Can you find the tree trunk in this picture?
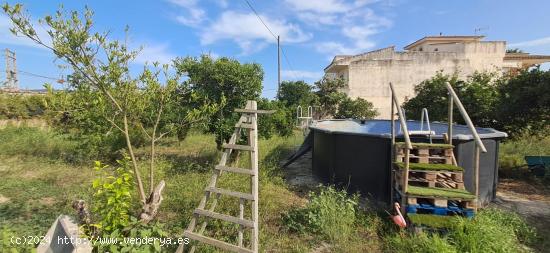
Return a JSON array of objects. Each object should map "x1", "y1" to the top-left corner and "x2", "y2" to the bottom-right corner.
[
  {"x1": 123, "y1": 115, "x2": 147, "y2": 204},
  {"x1": 149, "y1": 138, "x2": 155, "y2": 195},
  {"x1": 140, "y1": 180, "x2": 165, "y2": 224}
]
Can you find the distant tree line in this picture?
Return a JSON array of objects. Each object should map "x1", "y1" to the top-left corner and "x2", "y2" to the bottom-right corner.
[
  {"x1": 0, "y1": 93, "x2": 47, "y2": 119},
  {"x1": 403, "y1": 68, "x2": 550, "y2": 138}
]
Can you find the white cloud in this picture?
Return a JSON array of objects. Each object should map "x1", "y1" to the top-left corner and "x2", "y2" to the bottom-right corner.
[
  {"x1": 0, "y1": 15, "x2": 51, "y2": 49},
  {"x1": 281, "y1": 70, "x2": 324, "y2": 80},
  {"x1": 175, "y1": 9, "x2": 206, "y2": 27},
  {"x1": 315, "y1": 41, "x2": 374, "y2": 56},
  {"x1": 200, "y1": 11, "x2": 311, "y2": 54},
  {"x1": 342, "y1": 25, "x2": 378, "y2": 40},
  {"x1": 134, "y1": 42, "x2": 177, "y2": 65},
  {"x1": 297, "y1": 12, "x2": 339, "y2": 26},
  {"x1": 509, "y1": 36, "x2": 550, "y2": 48},
  {"x1": 284, "y1": 0, "x2": 350, "y2": 13},
  {"x1": 314, "y1": 7, "x2": 392, "y2": 56},
  {"x1": 215, "y1": 0, "x2": 229, "y2": 8},
  {"x1": 166, "y1": 0, "x2": 393, "y2": 57},
  {"x1": 168, "y1": 0, "x2": 206, "y2": 27},
  {"x1": 283, "y1": 0, "x2": 376, "y2": 14},
  {"x1": 0, "y1": 15, "x2": 176, "y2": 66}
]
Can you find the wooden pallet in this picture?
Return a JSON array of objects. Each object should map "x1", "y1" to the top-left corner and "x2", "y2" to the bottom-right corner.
[
  {"x1": 394, "y1": 186, "x2": 475, "y2": 208},
  {"x1": 395, "y1": 170, "x2": 465, "y2": 189},
  {"x1": 395, "y1": 146, "x2": 453, "y2": 164},
  {"x1": 406, "y1": 196, "x2": 475, "y2": 209},
  {"x1": 177, "y1": 101, "x2": 272, "y2": 253}
]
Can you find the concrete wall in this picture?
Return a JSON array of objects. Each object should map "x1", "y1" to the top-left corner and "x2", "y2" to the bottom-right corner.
[{"x1": 337, "y1": 41, "x2": 506, "y2": 119}]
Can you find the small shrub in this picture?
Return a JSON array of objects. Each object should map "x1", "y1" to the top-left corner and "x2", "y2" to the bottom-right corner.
[
  {"x1": 257, "y1": 98, "x2": 294, "y2": 138},
  {"x1": 91, "y1": 159, "x2": 134, "y2": 234},
  {"x1": 1, "y1": 227, "x2": 36, "y2": 252},
  {"x1": 334, "y1": 97, "x2": 378, "y2": 119},
  {"x1": 450, "y1": 208, "x2": 536, "y2": 252},
  {"x1": 94, "y1": 218, "x2": 169, "y2": 253},
  {"x1": 283, "y1": 186, "x2": 358, "y2": 241}
]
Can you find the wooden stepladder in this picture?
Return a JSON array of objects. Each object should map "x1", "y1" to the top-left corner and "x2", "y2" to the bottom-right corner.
[{"x1": 177, "y1": 100, "x2": 274, "y2": 253}]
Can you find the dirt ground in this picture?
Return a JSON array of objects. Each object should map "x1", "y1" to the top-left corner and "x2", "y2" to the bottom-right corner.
[
  {"x1": 281, "y1": 151, "x2": 321, "y2": 194},
  {"x1": 493, "y1": 179, "x2": 550, "y2": 243}
]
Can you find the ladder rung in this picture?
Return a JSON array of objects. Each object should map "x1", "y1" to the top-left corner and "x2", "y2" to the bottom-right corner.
[
  {"x1": 235, "y1": 109, "x2": 275, "y2": 114},
  {"x1": 215, "y1": 165, "x2": 254, "y2": 175},
  {"x1": 183, "y1": 231, "x2": 253, "y2": 253},
  {"x1": 194, "y1": 209, "x2": 255, "y2": 228},
  {"x1": 205, "y1": 187, "x2": 254, "y2": 200},
  {"x1": 235, "y1": 123, "x2": 254, "y2": 129},
  {"x1": 222, "y1": 144, "x2": 254, "y2": 151}
]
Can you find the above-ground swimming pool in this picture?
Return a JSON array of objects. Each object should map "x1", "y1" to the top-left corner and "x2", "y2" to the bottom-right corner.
[{"x1": 309, "y1": 119, "x2": 507, "y2": 205}]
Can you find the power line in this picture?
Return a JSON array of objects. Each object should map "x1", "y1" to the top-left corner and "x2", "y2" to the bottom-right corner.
[
  {"x1": 243, "y1": 0, "x2": 277, "y2": 40},
  {"x1": 280, "y1": 47, "x2": 298, "y2": 79},
  {"x1": 18, "y1": 70, "x2": 61, "y2": 81},
  {"x1": 242, "y1": 0, "x2": 300, "y2": 82}
]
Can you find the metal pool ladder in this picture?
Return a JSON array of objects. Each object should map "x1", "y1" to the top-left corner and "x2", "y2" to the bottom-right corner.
[{"x1": 419, "y1": 108, "x2": 433, "y2": 143}]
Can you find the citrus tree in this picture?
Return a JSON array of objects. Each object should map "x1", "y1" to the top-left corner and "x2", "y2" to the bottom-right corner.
[
  {"x1": 3, "y1": 4, "x2": 219, "y2": 222},
  {"x1": 173, "y1": 55, "x2": 263, "y2": 146},
  {"x1": 403, "y1": 71, "x2": 499, "y2": 128}
]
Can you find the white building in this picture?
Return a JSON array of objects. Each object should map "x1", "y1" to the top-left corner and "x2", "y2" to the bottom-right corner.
[{"x1": 324, "y1": 35, "x2": 550, "y2": 118}]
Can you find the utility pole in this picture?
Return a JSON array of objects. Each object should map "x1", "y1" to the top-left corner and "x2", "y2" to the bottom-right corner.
[
  {"x1": 4, "y1": 49, "x2": 18, "y2": 91},
  {"x1": 277, "y1": 35, "x2": 281, "y2": 98}
]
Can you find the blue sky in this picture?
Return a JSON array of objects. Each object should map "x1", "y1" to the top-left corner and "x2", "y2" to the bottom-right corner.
[{"x1": 1, "y1": 0, "x2": 550, "y2": 98}]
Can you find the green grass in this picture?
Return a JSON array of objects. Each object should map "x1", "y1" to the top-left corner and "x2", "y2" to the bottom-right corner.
[
  {"x1": 386, "y1": 208, "x2": 538, "y2": 253},
  {"x1": 0, "y1": 126, "x2": 542, "y2": 252},
  {"x1": 408, "y1": 214, "x2": 458, "y2": 229},
  {"x1": 396, "y1": 142, "x2": 454, "y2": 149},
  {"x1": 0, "y1": 126, "x2": 77, "y2": 161},
  {"x1": 449, "y1": 208, "x2": 537, "y2": 252},
  {"x1": 0, "y1": 128, "x2": 325, "y2": 252},
  {"x1": 395, "y1": 162, "x2": 464, "y2": 171},
  {"x1": 386, "y1": 231, "x2": 456, "y2": 253},
  {"x1": 500, "y1": 133, "x2": 550, "y2": 169},
  {"x1": 282, "y1": 186, "x2": 358, "y2": 241},
  {"x1": 499, "y1": 133, "x2": 550, "y2": 184},
  {"x1": 406, "y1": 186, "x2": 475, "y2": 199}
]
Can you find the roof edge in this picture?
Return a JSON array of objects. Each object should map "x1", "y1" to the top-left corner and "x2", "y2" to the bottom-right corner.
[{"x1": 404, "y1": 35, "x2": 486, "y2": 50}]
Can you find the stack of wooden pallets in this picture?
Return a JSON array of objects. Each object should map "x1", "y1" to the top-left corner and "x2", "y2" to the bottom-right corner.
[{"x1": 393, "y1": 142, "x2": 476, "y2": 228}]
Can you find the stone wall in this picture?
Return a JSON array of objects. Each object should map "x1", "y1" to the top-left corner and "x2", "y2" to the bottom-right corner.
[{"x1": 340, "y1": 41, "x2": 506, "y2": 119}]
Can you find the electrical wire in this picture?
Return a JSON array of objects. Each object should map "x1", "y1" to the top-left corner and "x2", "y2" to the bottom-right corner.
[
  {"x1": 243, "y1": 0, "x2": 277, "y2": 40},
  {"x1": 18, "y1": 70, "x2": 61, "y2": 81},
  {"x1": 280, "y1": 47, "x2": 299, "y2": 80},
  {"x1": 242, "y1": 0, "x2": 300, "y2": 81}
]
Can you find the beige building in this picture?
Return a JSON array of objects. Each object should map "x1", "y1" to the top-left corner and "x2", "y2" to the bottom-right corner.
[{"x1": 324, "y1": 35, "x2": 550, "y2": 119}]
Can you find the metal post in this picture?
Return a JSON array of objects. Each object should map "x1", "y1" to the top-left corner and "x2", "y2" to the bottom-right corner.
[
  {"x1": 448, "y1": 94, "x2": 453, "y2": 146},
  {"x1": 277, "y1": 36, "x2": 281, "y2": 97},
  {"x1": 4, "y1": 49, "x2": 18, "y2": 90},
  {"x1": 390, "y1": 96, "x2": 395, "y2": 204},
  {"x1": 249, "y1": 101, "x2": 259, "y2": 252},
  {"x1": 4, "y1": 49, "x2": 7, "y2": 87},
  {"x1": 391, "y1": 98, "x2": 395, "y2": 147},
  {"x1": 474, "y1": 145, "x2": 480, "y2": 211}
]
